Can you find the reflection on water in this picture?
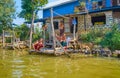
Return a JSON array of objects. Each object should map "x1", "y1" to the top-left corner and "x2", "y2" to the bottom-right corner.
[{"x1": 0, "y1": 49, "x2": 120, "y2": 78}]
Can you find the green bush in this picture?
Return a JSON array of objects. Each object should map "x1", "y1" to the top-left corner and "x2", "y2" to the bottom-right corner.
[
  {"x1": 100, "y1": 23, "x2": 120, "y2": 51},
  {"x1": 94, "y1": 37, "x2": 102, "y2": 44},
  {"x1": 80, "y1": 29, "x2": 104, "y2": 44},
  {"x1": 80, "y1": 33, "x2": 88, "y2": 42},
  {"x1": 80, "y1": 23, "x2": 120, "y2": 51}
]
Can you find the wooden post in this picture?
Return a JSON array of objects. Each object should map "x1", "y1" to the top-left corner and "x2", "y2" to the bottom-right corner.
[
  {"x1": 2, "y1": 30, "x2": 5, "y2": 47},
  {"x1": 84, "y1": 14, "x2": 86, "y2": 31},
  {"x1": 50, "y1": 8, "x2": 56, "y2": 54},
  {"x1": 11, "y1": 34, "x2": 12, "y2": 44},
  {"x1": 11, "y1": 31, "x2": 13, "y2": 45},
  {"x1": 73, "y1": 17, "x2": 77, "y2": 49},
  {"x1": 43, "y1": 29, "x2": 45, "y2": 49},
  {"x1": 13, "y1": 31, "x2": 16, "y2": 43},
  {"x1": 55, "y1": 37, "x2": 70, "y2": 56},
  {"x1": 73, "y1": 17, "x2": 76, "y2": 40}
]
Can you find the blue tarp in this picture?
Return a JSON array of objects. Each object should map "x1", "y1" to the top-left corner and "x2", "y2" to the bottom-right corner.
[{"x1": 43, "y1": 1, "x2": 79, "y2": 18}]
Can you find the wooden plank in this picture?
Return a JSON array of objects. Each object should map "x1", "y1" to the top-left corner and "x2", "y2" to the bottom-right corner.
[{"x1": 29, "y1": 48, "x2": 65, "y2": 55}]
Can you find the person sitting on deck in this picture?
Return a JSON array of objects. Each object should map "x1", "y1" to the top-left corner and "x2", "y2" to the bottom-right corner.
[
  {"x1": 66, "y1": 37, "x2": 71, "y2": 47},
  {"x1": 59, "y1": 21, "x2": 64, "y2": 36},
  {"x1": 56, "y1": 34, "x2": 61, "y2": 41},
  {"x1": 33, "y1": 38, "x2": 44, "y2": 51},
  {"x1": 60, "y1": 34, "x2": 67, "y2": 47}
]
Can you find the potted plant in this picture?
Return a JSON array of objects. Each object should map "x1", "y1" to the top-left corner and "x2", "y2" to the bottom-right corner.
[
  {"x1": 74, "y1": 6, "x2": 80, "y2": 13},
  {"x1": 80, "y1": 2, "x2": 86, "y2": 12}
]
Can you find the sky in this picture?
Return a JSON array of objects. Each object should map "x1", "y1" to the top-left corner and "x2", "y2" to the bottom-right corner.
[{"x1": 13, "y1": 0, "x2": 56, "y2": 25}]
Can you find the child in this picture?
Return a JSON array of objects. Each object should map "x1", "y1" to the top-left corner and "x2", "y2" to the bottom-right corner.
[
  {"x1": 60, "y1": 34, "x2": 67, "y2": 47},
  {"x1": 33, "y1": 38, "x2": 44, "y2": 51},
  {"x1": 33, "y1": 40, "x2": 39, "y2": 51}
]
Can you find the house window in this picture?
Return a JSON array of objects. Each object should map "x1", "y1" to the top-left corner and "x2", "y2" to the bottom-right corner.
[
  {"x1": 91, "y1": 15, "x2": 106, "y2": 25},
  {"x1": 70, "y1": 17, "x2": 78, "y2": 33},
  {"x1": 64, "y1": 19, "x2": 70, "y2": 33},
  {"x1": 53, "y1": 21, "x2": 59, "y2": 29}
]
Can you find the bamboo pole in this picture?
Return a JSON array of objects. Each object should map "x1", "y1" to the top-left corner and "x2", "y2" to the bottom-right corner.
[
  {"x1": 55, "y1": 37, "x2": 70, "y2": 57},
  {"x1": 50, "y1": 8, "x2": 56, "y2": 54}
]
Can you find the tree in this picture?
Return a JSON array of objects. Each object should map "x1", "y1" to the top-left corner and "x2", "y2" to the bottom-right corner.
[
  {"x1": 19, "y1": 0, "x2": 48, "y2": 49},
  {"x1": 101, "y1": 23, "x2": 120, "y2": 51},
  {"x1": 14, "y1": 24, "x2": 30, "y2": 41},
  {"x1": 0, "y1": 0, "x2": 15, "y2": 35}
]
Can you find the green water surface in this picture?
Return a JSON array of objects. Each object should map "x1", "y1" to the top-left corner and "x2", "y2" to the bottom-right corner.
[{"x1": 0, "y1": 49, "x2": 120, "y2": 78}]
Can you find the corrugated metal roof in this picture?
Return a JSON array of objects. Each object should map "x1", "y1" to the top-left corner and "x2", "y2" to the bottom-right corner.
[{"x1": 43, "y1": 0, "x2": 77, "y2": 9}]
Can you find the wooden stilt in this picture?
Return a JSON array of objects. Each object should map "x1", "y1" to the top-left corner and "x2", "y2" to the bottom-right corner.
[
  {"x1": 55, "y1": 37, "x2": 70, "y2": 57},
  {"x1": 2, "y1": 30, "x2": 5, "y2": 48},
  {"x1": 50, "y1": 8, "x2": 56, "y2": 55}
]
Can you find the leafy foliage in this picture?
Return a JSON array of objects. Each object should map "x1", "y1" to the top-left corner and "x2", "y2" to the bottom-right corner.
[
  {"x1": 0, "y1": 0, "x2": 15, "y2": 34},
  {"x1": 14, "y1": 24, "x2": 44, "y2": 42},
  {"x1": 32, "y1": 27, "x2": 42, "y2": 42},
  {"x1": 19, "y1": 0, "x2": 48, "y2": 49},
  {"x1": 14, "y1": 24, "x2": 30, "y2": 41},
  {"x1": 100, "y1": 24, "x2": 120, "y2": 50},
  {"x1": 80, "y1": 29, "x2": 105, "y2": 44},
  {"x1": 19, "y1": 0, "x2": 48, "y2": 20}
]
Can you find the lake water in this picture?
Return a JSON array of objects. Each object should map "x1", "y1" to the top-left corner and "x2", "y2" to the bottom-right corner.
[{"x1": 0, "y1": 49, "x2": 120, "y2": 78}]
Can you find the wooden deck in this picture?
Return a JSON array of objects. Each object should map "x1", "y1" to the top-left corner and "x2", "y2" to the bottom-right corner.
[
  {"x1": 29, "y1": 47, "x2": 81, "y2": 57},
  {"x1": 29, "y1": 48, "x2": 66, "y2": 56}
]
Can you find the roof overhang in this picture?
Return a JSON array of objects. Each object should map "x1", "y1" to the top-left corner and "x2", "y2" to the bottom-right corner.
[
  {"x1": 24, "y1": 19, "x2": 46, "y2": 24},
  {"x1": 43, "y1": 0, "x2": 77, "y2": 9}
]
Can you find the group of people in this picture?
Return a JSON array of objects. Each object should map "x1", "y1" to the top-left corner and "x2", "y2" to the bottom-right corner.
[
  {"x1": 33, "y1": 33, "x2": 68, "y2": 51},
  {"x1": 33, "y1": 21, "x2": 71, "y2": 51},
  {"x1": 56, "y1": 33, "x2": 72, "y2": 49},
  {"x1": 56, "y1": 33, "x2": 67, "y2": 47}
]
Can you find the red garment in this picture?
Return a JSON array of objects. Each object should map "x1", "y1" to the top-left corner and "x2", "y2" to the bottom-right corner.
[
  {"x1": 33, "y1": 41, "x2": 43, "y2": 51},
  {"x1": 34, "y1": 43, "x2": 39, "y2": 50},
  {"x1": 37, "y1": 43, "x2": 43, "y2": 50}
]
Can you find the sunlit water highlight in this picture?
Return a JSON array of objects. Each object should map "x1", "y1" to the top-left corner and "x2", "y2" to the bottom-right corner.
[{"x1": 0, "y1": 49, "x2": 120, "y2": 78}]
